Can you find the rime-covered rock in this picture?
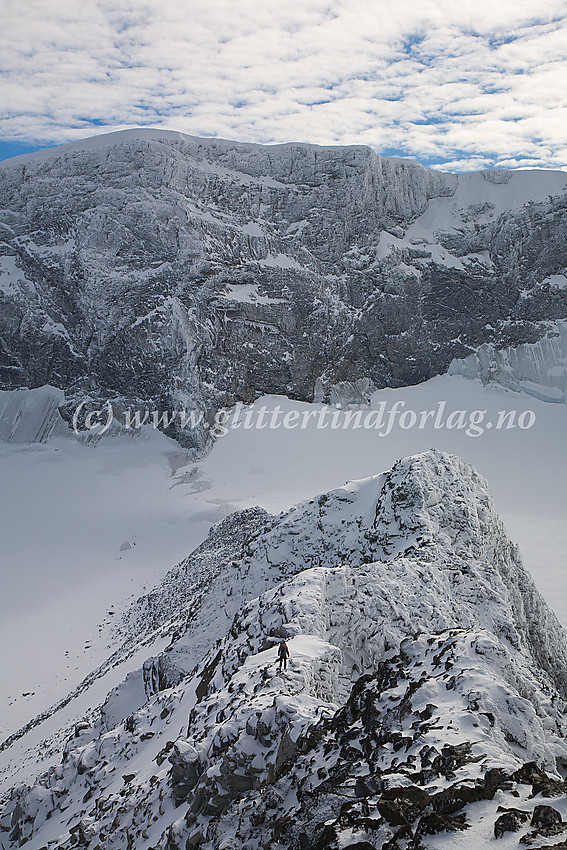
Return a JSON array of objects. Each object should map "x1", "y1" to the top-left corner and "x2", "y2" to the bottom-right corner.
[
  {"x1": 1, "y1": 449, "x2": 567, "y2": 849},
  {"x1": 1, "y1": 131, "x2": 566, "y2": 446}
]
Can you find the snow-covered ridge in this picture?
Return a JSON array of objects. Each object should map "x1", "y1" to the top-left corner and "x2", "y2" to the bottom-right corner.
[
  {"x1": 1, "y1": 128, "x2": 566, "y2": 189},
  {"x1": 0, "y1": 128, "x2": 385, "y2": 169},
  {"x1": 2, "y1": 449, "x2": 567, "y2": 849},
  {"x1": 102, "y1": 448, "x2": 567, "y2": 707},
  {"x1": 0, "y1": 129, "x2": 194, "y2": 168}
]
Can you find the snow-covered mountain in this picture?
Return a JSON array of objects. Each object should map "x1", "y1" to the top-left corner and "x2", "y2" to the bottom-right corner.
[
  {"x1": 1, "y1": 131, "x2": 566, "y2": 848},
  {"x1": 2, "y1": 449, "x2": 567, "y2": 849},
  {"x1": 1, "y1": 130, "x2": 566, "y2": 445}
]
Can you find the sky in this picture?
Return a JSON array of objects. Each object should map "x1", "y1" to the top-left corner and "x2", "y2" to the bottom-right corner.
[{"x1": 0, "y1": 0, "x2": 566, "y2": 171}]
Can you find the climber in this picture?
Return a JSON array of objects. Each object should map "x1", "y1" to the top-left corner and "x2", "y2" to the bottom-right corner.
[{"x1": 277, "y1": 640, "x2": 290, "y2": 672}]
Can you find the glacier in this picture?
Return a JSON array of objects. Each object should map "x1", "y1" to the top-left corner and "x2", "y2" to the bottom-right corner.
[{"x1": 449, "y1": 320, "x2": 567, "y2": 403}]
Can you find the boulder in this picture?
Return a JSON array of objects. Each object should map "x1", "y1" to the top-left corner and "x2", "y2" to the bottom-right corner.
[
  {"x1": 494, "y1": 808, "x2": 531, "y2": 838},
  {"x1": 531, "y1": 804, "x2": 563, "y2": 829}
]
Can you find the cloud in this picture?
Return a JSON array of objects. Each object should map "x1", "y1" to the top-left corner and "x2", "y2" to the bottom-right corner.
[{"x1": 1, "y1": 0, "x2": 566, "y2": 170}]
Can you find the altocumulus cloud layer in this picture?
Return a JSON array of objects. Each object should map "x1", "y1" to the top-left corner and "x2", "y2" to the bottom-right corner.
[{"x1": 1, "y1": 0, "x2": 566, "y2": 170}]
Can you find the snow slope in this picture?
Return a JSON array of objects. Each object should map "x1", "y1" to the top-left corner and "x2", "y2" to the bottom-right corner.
[{"x1": 0, "y1": 421, "x2": 213, "y2": 742}]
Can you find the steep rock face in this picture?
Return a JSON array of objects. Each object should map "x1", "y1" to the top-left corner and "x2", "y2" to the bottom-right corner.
[
  {"x1": 0, "y1": 131, "x2": 566, "y2": 445},
  {"x1": 2, "y1": 450, "x2": 567, "y2": 849}
]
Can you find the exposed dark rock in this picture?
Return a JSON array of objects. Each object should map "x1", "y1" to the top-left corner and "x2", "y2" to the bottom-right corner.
[
  {"x1": 275, "y1": 730, "x2": 297, "y2": 775},
  {"x1": 377, "y1": 798, "x2": 411, "y2": 826},
  {"x1": 155, "y1": 740, "x2": 174, "y2": 766},
  {"x1": 431, "y1": 781, "x2": 495, "y2": 814},
  {"x1": 312, "y1": 823, "x2": 338, "y2": 850},
  {"x1": 417, "y1": 810, "x2": 469, "y2": 834},
  {"x1": 354, "y1": 778, "x2": 373, "y2": 798},
  {"x1": 168, "y1": 742, "x2": 203, "y2": 803},
  {"x1": 186, "y1": 829, "x2": 205, "y2": 847},
  {"x1": 531, "y1": 804, "x2": 563, "y2": 829},
  {"x1": 513, "y1": 762, "x2": 567, "y2": 798},
  {"x1": 381, "y1": 786, "x2": 432, "y2": 810},
  {"x1": 494, "y1": 807, "x2": 531, "y2": 838},
  {"x1": 483, "y1": 767, "x2": 513, "y2": 791},
  {"x1": 194, "y1": 649, "x2": 223, "y2": 702}
]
